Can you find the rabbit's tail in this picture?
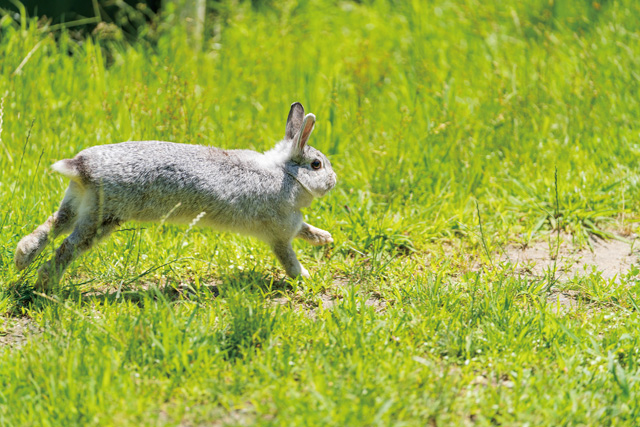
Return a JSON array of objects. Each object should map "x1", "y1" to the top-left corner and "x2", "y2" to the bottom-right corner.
[{"x1": 51, "y1": 158, "x2": 84, "y2": 184}]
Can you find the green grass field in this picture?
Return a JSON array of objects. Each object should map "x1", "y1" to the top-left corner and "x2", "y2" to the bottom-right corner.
[{"x1": 2, "y1": 0, "x2": 640, "y2": 424}]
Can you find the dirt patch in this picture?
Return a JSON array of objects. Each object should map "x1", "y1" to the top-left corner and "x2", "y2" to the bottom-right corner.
[
  {"x1": 545, "y1": 289, "x2": 589, "y2": 315},
  {"x1": 504, "y1": 234, "x2": 639, "y2": 282},
  {"x1": 316, "y1": 290, "x2": 387, "y2": 311},
  {"x1": 0, "y1": 317, "x2": 37, "y2": 349},
  {"x1": 503, "y1": 234, "x2": 640, "y2": 312}
]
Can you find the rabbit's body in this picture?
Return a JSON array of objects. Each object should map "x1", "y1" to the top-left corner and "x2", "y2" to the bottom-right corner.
[
  {"x1": 55, "y1": 141, "x2": 313, "y2": 236},
  {"x1": 15, "y1": 103, "x2": 336, "y2": 289}
]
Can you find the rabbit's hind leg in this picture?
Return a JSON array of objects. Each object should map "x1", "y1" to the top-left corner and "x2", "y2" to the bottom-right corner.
[
  {"x1": 296, "y1": 222, "x2": 333, "y2": 246},
  {"x1": 36, "y1": 206, "x2": 122, "y2": 290},
  {"x1": 270, "y1": 240, "x2": 309, "y2": 279},
  {"x1": 14, "y1": 182, "x2": 82, "y2": 271}
]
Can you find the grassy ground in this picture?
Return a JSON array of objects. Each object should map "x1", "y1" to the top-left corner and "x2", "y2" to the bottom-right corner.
[{"x1": 2, "y1": 0, "x2": 640, "y2": 425}]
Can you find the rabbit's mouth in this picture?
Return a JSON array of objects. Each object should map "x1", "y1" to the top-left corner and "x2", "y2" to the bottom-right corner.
[
  {"x1": 330, "y1": 172, "x2": 337, "y2": 188},
  {"x1": 318, "y1": 172, "x2": 338, "y2": 195},
  {"x1": 286, "y1": 170, "x2": 334, "y2": 199},
  {"x1": 321, "y1": 172, "x2": 337, "y2": 194},
  {"x1": 314, "y1": 177, "x2": 337, "y2": 198}
]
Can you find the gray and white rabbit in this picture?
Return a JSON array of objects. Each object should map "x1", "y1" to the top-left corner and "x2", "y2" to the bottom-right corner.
[{"x1": 14, "y1": 102, "x2": 337, "y2": 289}]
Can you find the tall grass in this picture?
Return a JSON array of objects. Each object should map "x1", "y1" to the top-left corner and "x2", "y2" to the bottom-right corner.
[{"x1": 1, "y1": 0, "x2": 640, "y2": 424}]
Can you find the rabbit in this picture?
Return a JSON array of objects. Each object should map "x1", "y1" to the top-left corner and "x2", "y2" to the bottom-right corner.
[{"x1": 14, "y1": 102, "x2": 337, "y2": 290}]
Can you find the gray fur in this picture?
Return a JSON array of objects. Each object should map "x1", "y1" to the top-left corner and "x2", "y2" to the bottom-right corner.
[
  {"x1": 285, "y1": 102, "x2": 304, "y2": 140},
  {"x1": 14, "y1": 102, "x2": 337, "y2": 290}
]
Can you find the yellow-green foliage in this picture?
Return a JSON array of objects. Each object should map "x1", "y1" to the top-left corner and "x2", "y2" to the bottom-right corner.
[{"x1": 1, "y1": 0, "x2": 640, "y2": 425}]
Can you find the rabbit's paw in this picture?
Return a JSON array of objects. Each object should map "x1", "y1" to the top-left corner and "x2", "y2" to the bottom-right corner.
[
  {"x1": 35, "y1": 262, "x2": 59, "y2": 291},
  {"x1": 15, "y1": 235, "x2": 39, "y2": 271},
  {"x1": 310, "y1": 228, "x2": 333, "y2": 246},
  {"x1": 298, "y1": 224, "x2": 333, "y2": 246},
  {"x1": 300, "y1": 267, "x2": 310, "y2": 279}
]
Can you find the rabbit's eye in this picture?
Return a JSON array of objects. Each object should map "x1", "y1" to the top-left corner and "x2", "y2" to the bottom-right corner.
[{"x1": 311, "y1": 159, "x2": 322, "y2": 170}]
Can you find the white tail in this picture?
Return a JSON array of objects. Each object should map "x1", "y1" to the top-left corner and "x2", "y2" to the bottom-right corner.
[{"x1": 51, "y1": 159, "x2": 81, "y2": 183}]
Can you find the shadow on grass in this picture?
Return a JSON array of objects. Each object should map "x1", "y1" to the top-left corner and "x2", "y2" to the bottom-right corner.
[
  {"x1": 75, "y1": 269, "x2": 294, "y2": 305},
  {"x1": 4, "y1": 268, "x2": 296, "y2": 315}
]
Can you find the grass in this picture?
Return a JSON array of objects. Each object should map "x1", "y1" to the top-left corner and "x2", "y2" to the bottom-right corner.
[{"x1": 2, "y1": 0, "x2": 640, "y2": 424}]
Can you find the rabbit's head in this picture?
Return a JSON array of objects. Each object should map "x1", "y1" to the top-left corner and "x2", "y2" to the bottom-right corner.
[{"x1": 282, "y1": 102, "x2": 337, "y2": 198}]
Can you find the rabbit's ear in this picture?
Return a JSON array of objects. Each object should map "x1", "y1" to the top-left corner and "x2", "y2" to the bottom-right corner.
[
  {"x1": 285, "y1": 102, "x2": 305, "y2": 140},
  {"x1": 293, "y1": 113, "x2": 316, "y2": 155}
]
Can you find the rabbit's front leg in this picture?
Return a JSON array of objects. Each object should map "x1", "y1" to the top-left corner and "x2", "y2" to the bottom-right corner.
[
  {"x1": 270, "y1": 240, "x2": 310, "y2": 278},
  {"x1": 296, "y1": 222, "x2": 333, "y2": 246}
]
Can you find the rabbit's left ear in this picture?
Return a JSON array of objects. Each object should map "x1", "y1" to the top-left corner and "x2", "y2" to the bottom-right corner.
[
  {"x1": 285, "y1": 102, "x2": 305, "y2": 140},
  {"x1": 292, "y1": 113, "x2": 316, "y2": 156}
]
